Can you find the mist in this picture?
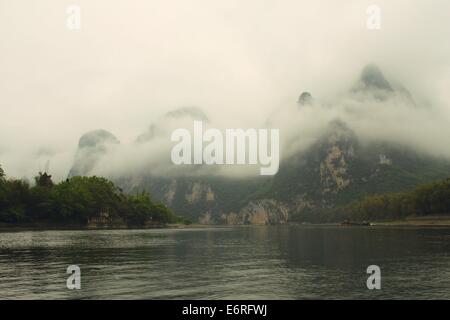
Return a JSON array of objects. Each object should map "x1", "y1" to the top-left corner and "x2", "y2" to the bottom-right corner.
[{"x1": 1, "y1": 0, "x2": 450, "y2": 181}]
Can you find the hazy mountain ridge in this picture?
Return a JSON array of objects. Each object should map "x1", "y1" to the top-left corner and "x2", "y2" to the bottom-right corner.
[{"x1": 68, "y1": 65, "x2": 450, "y2": 224}]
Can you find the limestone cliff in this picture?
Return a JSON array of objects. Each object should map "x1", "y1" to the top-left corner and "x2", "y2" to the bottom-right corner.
[{"x1": 219, "y1": 200, "x2": 289, "y2": 225}]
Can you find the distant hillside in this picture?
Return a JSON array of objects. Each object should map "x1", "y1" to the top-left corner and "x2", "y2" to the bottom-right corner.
[
  {"x1": 299, "y1": 177, "x2": 450, "y2": 223},
  {"x1": 68, "y1": 65, "x2": 450, "y2": 224}
]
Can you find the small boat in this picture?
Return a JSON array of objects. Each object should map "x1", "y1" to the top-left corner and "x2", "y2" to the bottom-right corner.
[{"x1": 341, "y1": 220, "x2": 371, "y2": 226}]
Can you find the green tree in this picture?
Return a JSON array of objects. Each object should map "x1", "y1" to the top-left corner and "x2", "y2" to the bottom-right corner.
[
  {"x1": 0, "y1": 166, "x2": 181, "y2": 227},
  {"x1": 0, "y1": 165, "x2": 5, "y2": 182},
  {"x1": 52, "y1": 176, "x2": 122, "y2": 223},
  {"x1": 0, "y1": 164, "x2": 7, "y2": 214},
  {"x1": 0, "y1": 179, "x2": 30, "y2": 223},
  {"x1": 35, "y1": 172, "x2": 54, "y2": 188}
]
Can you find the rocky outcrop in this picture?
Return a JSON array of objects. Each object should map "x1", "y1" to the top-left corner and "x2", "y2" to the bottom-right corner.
[
  {"x1": 379, "y1": 154, "x2": 392, "y2": 166},
  {"x1": 318, "y1": 120, "x2": 356, "y2": 194},
  {"x1": 221, "y1": 199, "x2": 289, "y2": 225},
  {"x1": 198, "y1": 212, "x2": 213, "y2": 224},
  {"x1": 164, "y1": 180, "x2": 177, "y2": 205},
  {"x1": 185, "y1": 182, "x2": 215, "y2": 204}
]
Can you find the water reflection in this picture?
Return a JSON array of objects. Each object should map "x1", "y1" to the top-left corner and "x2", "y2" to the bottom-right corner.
[{"x1": 0, "y1": 226, "x2": 449, "y2": 299}]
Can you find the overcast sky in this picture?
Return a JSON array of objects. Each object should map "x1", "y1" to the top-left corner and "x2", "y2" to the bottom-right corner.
[{"x1": 1, "y1": 0, "x2": 450, "y2": 180}]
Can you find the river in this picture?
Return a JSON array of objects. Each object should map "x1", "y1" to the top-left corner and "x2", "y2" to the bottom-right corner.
[{"x1": 0, "y1": 225, "x2": 449, "y2": 299}]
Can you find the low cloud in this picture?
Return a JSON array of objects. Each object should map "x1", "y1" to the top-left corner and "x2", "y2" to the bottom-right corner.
[{"x1": 1, "y1": 1, "x2": 450, "y2": 181}]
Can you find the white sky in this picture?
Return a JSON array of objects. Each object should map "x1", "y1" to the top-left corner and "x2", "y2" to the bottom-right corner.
[{"x1": 1, "y1": 0, "x2": 450, "y2": 180}]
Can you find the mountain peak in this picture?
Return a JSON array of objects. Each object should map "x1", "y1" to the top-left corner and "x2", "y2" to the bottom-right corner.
[
  {"x1": 164, "y1": 107, "x2": 209, "y2": 122},
  {"x1": 135, "y1": 107, "x2": 209, "y2": 144},
  {"x1": 68, "y1": 129, "x2": 119, "y2": 177},
  {"x1": 78, "y1": 129, "x2": 119, "y2": 148},
  {"x1": 359, "y1": 64, "x2": 393, "y2": 91},
  {"x1": 298, "y1": 92, "x2": 314, "y2": 107}
]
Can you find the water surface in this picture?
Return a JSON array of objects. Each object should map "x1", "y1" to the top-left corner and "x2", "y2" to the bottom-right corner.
[{"x1": 0, "y1": 226, "x2": 449, "y2": 299}]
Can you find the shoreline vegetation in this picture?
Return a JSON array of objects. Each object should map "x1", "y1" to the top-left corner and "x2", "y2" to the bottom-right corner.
[
  {"x1": 0, "y1": 165, "x2": 190, "y2": 230},
  {"x1": 1, "y1": 164, "x2": 450, "y2": 231},
  {"x1": 2, "y1": 218, "x2": 450, "y2": 233},
  {"x1": 373, "y1": 215, "x2": 450, "y2": 227},
  {"x1": 0, "y1": 223, "x2": 208, "y2": 232},
  {"x1": 290, "y1": 178, "x2": 450, "y2": 224}
]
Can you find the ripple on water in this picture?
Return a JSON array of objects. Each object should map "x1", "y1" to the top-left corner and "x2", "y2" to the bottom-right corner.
[{"x1": 0, "y1": 226, "x2": 450, "y2": 299}]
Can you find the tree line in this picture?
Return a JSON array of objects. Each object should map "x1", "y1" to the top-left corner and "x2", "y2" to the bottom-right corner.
[
  {"x1": 291, "y1": 177, "x2": 450, "y2": 223},
  {"x1": 340, "y1": 178, "x2": 450, "y2": 222},
  {"x1": 0, "y1": 164, "x2": 184, "y2": 227}
]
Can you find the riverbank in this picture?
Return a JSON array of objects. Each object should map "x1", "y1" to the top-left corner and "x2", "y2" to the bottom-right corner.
[
  {"x1": 372, "y1": 215, "x2": 450, "y2": 227},
  {"x1": 0, "y1": 222, "x2": 235, "y2": 232},
  {"x1": 2, "y1": 216, "x2": 450, "y2": 232},
  {"x1": 0, "y1": 222, "x2": 171, "y2": 232}
]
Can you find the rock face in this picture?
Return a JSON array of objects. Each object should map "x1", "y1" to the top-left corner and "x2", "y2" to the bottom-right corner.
[
  {"x1": 317, "y1": 120, "x2": 355, "y2": 195},
  {"x1": 220, "y1": 200, "x2": 289, "y2": 225},
  {"x1": 68, "y1": 130, "x2": 119, "y2": 177},
  {"x1": 185, "y1": 182, "x2": 215, "y2": 204}
]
